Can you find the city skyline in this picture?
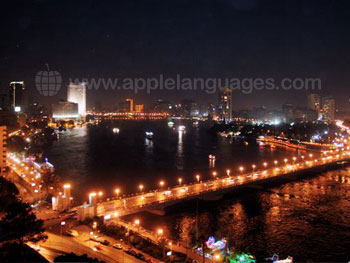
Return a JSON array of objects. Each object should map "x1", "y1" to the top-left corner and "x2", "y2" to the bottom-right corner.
[{"x1": 2, "y1": 1, "x2": 350, "y2": 262}]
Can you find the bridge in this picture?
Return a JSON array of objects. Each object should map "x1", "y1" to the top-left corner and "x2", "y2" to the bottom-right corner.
[{"x1": 76, "y1": 148, "x2": 350, "y2": 221}]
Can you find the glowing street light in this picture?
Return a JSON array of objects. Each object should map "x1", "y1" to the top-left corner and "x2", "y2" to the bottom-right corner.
[
  {"x1": 178, "y1": 178, "x2": 183, "y2": 185},
  {"x1": 274, "y1": 160, "x2": 278, "y2": 166},
  {"x1": 159, "y1": 180, "x2": 165, "y2": 188},
  {"x1": 263, "y1": 162, "x2": 268, "y2": 168},
  {"x1": 157, "y1": 228, "x2": 164, "y2": 236},
  {"x1": 239, "y1": 166, "x2": 244, "y2": 173},
  {"x1": 60, "y1": 221, "x2": 66, "y2": 235},
  {"x1": 284, "y1": 158, "x2": 288, "y2": 164},
  {"x1": 98, "y1": 191, "x2": 103, "y2": 197},
  {"x1": 309, "y1": 153, "x2": 313, "y2": 158},
  {"x1": 196, "y1": 174, "x2": 200, "y2": 182},
  {"x1": 114, "y1": 188, "x2": 120, "y2": 197},
  {"x1": 226, "y1": 169, "x2": 231, "y2": 176},
  {"x1": 252, "y1": 164, "x2": 256, "y2": 171},
  {"x1": 212, "y1": 171, "x2": 217, "y2": 177},
  {"x1": 139, "y1": 184, "x2": 144, "y2": 192}
]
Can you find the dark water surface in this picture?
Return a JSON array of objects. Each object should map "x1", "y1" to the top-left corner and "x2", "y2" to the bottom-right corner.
[{"x1": 45, "y1": 121, "x2": 350, "y2": 261}]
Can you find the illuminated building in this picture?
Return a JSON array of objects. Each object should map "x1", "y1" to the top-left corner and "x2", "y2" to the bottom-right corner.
[
  {"x1": 52, "y1": 184, "x2": 72, "y2": 212},
  {"x1": 9, "y1": 81, "x2": 25, "y2": 112},
  {"x1": 321, "y1": 96, "x2": 335, "y2": 121},
  {"x1": 52, "y1": 101, "x2": 79, "y2": 120},
  {"x1": 118, "y1": 99, "x2": 134, "y2": 113},
  {"x1": 67, "y1": 82, "x2": 86, "y2": 116},
  {"x1": 126, "y1": 98, "x2": 134, "y2": 113},
  {"x1": 0, "y1": 126, "x2": 8, "y2": 175},
  {"x1": 307, "y1": 93, "x2": 321, "y2": 112},
  {"x1": 135, "y1": 104, "x2": 144, "y2": 113},
  {"x1": 218, "y1": 88, "x2": 232, "y2": 123}
]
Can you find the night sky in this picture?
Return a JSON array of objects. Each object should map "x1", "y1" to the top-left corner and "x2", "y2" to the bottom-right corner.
[{"x1": 1, "y1": 0, "x2": 350, "y2": 110}]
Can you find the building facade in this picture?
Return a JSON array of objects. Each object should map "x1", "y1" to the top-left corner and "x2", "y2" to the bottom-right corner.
[
  {"x1": 67, "y1": 82, "x2": 86, "y2": 116},
  {"x1": 0, "y1": 126, "x2": 8, "y2": 175},
  {"x1": 9, "y1": 81, "x2": 25, "y2": 112},
  {"x1": 321, "y1": 96, "x2": 335, "y2": 121},
  {"x1": 52, "y1": 101, "x2": 79, "y2": 120},
  {"x1": 218, "y1": 88, "x2": 232, "y2": 123}
]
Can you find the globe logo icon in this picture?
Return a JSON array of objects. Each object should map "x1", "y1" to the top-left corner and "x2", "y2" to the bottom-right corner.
[{"x1": 35, "y1": 64, "x2": 62, "y2": 96}]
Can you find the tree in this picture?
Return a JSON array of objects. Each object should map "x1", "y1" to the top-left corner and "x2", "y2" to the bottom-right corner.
[
  {"x1": 41, "y1": 171, "x2": 60, "y2": 198},
  {"x1": 0, "y1": 176, "x2": 19, "y2": 210},
  {"x1": 0, "y1": 202, "x2": 46, "y2": 243}
]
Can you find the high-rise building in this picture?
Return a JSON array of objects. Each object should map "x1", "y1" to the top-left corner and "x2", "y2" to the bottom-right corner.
[
  {"x1": 67, "y1": 82, "x2": 86, "y2": 116},
  {"x1": 0, "y1": 126, "x2": 8, "y2": 175},
  {"x1": 9, "y1": 81, "x2": 25, "y2": 112},
  {"x1": 118, "y1": 99, "x2": 134, "y2": 113},
  {"x1": 52, "y1": 101, "x2": 79, "y2": 120},
  {"x1": 282, "y1": 104, "x2": 294, "y2": 123},
  {"x1": 307, "y1": 93, "x2": 321, "y2": 112},
  {"x1": 218, "y1": 88, "x2": 232, "y2": 123},
  {"x1": 321, "y1": 96, "x2": 335, "y2": 121}
]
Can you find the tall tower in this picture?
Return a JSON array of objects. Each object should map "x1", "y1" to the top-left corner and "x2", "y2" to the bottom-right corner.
[
  {"x1": 67, "y1": 82, "x2": 86, "y2": 116},
  {"x1": 0, "y1": 126, "x2": 7, "y2": 175},
  {"x1": 218, "y1": 88, "x2": 232, "y2": 123},
  {"x1": 9, "y1": 81, "x2": 25, "y2": 112},
  {"x1": 321, "y1": 96, "x2": 335, "y2": 121}
]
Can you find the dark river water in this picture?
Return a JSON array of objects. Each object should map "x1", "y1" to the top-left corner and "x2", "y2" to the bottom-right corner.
[{"x1": 45, "y1": 121, "x2": 350, "y2": 262}]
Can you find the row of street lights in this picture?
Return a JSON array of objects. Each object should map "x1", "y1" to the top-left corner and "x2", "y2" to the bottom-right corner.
[{"x1": 90, "y1": 150, "x2": 347, "y2": 200}]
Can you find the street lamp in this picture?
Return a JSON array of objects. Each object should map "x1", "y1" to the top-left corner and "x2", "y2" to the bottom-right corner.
[
  {"x1": 139, "y1": 184, "x2": 144, "y2": 193},
  {"x1": 93, "y1": 221, "x2": 97, "y2": 230},
  {"x1": 263, "y1": 162, "x2": 268, "y2": 168},
  {"x1": 60, "y1": 221, "x2": 65, "y2": 235},
  {"x1": 98, "y1": 191, "x2": 103, "y2": 197},
  {"x1": 114, "y1": 188, "x2": 120, "y2": 197},
  {"x1": 157, "y1": 228, "x2": 164, "y2": 236},
  {"x1": 239, "y1": 166, "x2": 244, "y2": 173},
  {"x1": 134, "y1": 219, "x2": 140, "y2": 232},
  {"x1": 159, "y1": 180, "x2": 165, "y2": 188},
  {"x1": 178, "y1": 178, "x2": 182, "y2": 185},
  {"x1": 212, "y1": 171, "x2": 217, "y2": 178},
  {"x1": 226, "y1": 169, "x2": 231, "y2": 176},
  {"x1": 274, "y1": 160, "x2": 278, "y2": 166},
  {"x1": 284, "y1": 158, "x2": 288, "y2": 164},
  {"x1": 196, "y1": 174, "x2": 200, "y2": 182},
  {"x1": 252, "y1": 164, "x2": 256, "y2": 171}
]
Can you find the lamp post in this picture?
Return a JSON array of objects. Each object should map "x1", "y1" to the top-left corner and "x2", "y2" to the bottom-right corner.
[
  {"x1": 60, "y1": 221, "x2": 65, "y2": 235},
  {"x1": 134, "y1": 219, "x2": 140, "y2": 232},
  {"x1": 139, "y1": 184, "x2": 144, "y2": 193},
  {"x1": 115, "y1": 188, "x2": 120, "y2": 198},
  {"x1": 159, "y1": 180, "x2": 165, "y2": 189},
  {"x1": 178, "y1": 178, "x2": 182, "y2": 185},
  {"x1": 196, "y1": 174, "x2": 200, "y2": 183}
]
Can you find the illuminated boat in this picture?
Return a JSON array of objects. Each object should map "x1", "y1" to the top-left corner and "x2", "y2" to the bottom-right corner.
[
  {"x1": 208, "y1": 154, "x2": 216, "y2": 160},
  {"x1": 266, "y1": 254, "x2": 293, "y2": 263},
  {"x1": 178, "y1": 125, "x2": 186, "y2": 132},
  {"x1": 145, "y1": 131, "x2": 154, "y2": 139}
]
